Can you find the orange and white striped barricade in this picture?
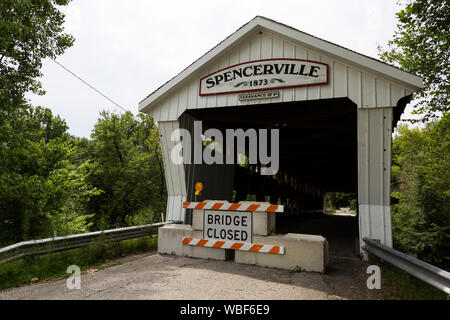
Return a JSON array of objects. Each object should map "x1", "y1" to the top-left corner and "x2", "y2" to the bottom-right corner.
[{"x1": 182, "y1": 201, "x2": 284, "y2": 255}]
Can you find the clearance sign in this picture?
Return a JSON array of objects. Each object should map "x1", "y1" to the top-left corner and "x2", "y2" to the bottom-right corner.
[
  {"x1": 199, "y1": 58, "x2": 328, "y2": 96},
  {"x1": 203, "y1": 210, "x2": 252, "y2": 243}
]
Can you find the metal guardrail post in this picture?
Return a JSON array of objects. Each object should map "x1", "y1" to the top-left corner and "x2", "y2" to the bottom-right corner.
[{"x1": 363, "y1": 237, "x2": 450, "y2": 294}]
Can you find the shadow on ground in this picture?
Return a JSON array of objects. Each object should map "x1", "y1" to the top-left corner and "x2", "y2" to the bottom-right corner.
[{"x1": 276, "y1": 212, "x2": 360, "y2": 257}]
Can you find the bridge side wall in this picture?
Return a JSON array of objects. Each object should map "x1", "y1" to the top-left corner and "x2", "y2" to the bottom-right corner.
[
  {"x1": 357, "y1": 107, "x2": 393, "y2": 258},
  {"x1": 158, "y1": 121, "x2": 187, "y2": 222}
]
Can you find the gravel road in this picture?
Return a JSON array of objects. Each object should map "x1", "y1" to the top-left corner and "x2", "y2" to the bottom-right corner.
[{"x1": 0, "y1": 252, "x2": 383, "y2": 300}]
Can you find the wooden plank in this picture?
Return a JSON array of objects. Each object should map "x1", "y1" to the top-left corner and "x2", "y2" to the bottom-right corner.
[
  {"x1": 187, "y1": 77, "x2": 198, "y2": 111},
  {"x1": 250, "y1": 35, "x2": 261, "y2": 60},
  {"x1": 357, "y1": 108, "x2": 370, "y2": 205},
  {"x1": 158, "y1": 122, "x2": 174, "y2": 195},
  {"x1": 160, "y1": 98, "x2": 171, "y2": 122},
  {"x1": 348, "y1": 67, "x2": 361, "y2": 106},
  {"x1": 217, "y1": 55, "x2": 230, "y2": 107},
  {"x1": 282, "y1": 40, "x2": 295, "y2": 102},
  {"x1": 206, "y1": 64, "x2": 219, "y2": 108},
  {"x1": 294, "y1": 45, "x2": 308, "y2": 101},
  {"x1": 260, "y1": 31, "x2": 272, "y2": 59},
  {"x1": 383, "y1": 108, "x2": 393, "y2": 246},
  {"x1": 172, "y1": 121, "x2": 187, "y2": 196},
  {"x1": 196, "y1": 67, "x2": 208, "y2": 109},
  {"x1": 376, "y1": 78, "x2": 390, "y2": 107},
  {"x1": 307, "y1": 49, "x2": 321, "y2": 100},
  {"x1": 368, "y1": 108, "x2": 384, "y2": 206},
  {"x1": 390, "y1": 83, "x2": 405, "y2": 106},
  {"x1": 178, "y1": 85, "x2": 188, "y2": 118},
  {"x1": 168, "y1": 93, "x2": 179, "y2": 121},
  {"x1": 362, "y1": 72, "x2": 376, "y2": 108},
  {"x1": 319, "y1": 55, "x2": 333, "y2": 99},
  {"x1": 238, "y1": 41, "x2": 251, "y2": 106},
  {"x1": 383, "y1": 108, "x2": 393, "y2": 206},
  {"x1": 272, "y1": 36, "x2": 284, "y2": 102},
  {"x1": 334, "y1": 61, "x2": 347, "y2": 98},
  {"x1": 227, "y1": 48, "x2": 240, "y2": 106}
]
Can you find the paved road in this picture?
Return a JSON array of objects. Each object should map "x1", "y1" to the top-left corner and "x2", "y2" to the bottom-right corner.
[{"x1": 0, "y1": 252, "x2": 383, "y2": 300}]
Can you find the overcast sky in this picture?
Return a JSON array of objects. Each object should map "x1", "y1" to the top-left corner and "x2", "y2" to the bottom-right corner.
[{"x1": 26, "y1": 0, "x2": 416, "y2": 138}]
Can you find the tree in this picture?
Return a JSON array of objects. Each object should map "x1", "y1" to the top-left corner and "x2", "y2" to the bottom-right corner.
[
  {"x1": 379, "y1": 0, "x2": 449, "y2": 121},
  {"x1": 78, "y1": 111, "x2": 166, "y2": 229},
  {"x1": 0, "y1": 0, "x2": 102, "y2": 245},
  {"x1": 1, "y1": 0, "x2": 74, "y2": 177},
  {"x1": 325, "y1": 192, "x2": 357, "y2": 212},
  {"x1": 0, "y1": 0, "x2": 74, "y2": 104},
  {"x1": 391, "y1": 115, "x2": 449, "y2": 268},
  {"x1": 0, "y1": 106, "x2": 101, "y2": 244}
]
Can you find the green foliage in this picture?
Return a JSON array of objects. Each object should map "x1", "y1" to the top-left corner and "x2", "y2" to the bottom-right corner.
[
  {"x1": 0, "y1": 106, "x2": 166, "y2": 245},
  {"x1": 325, "y1": 192, "x2": 357, "y2": 211},
  {"x1": 0, "y1": 0, "x2": 74, "y2": 102},
  {"x1": 0, "y1": 105, "x2": 101, "y2": 244},
  {"x1": 0, "y1": 235, "x2": 157, "y2": 290},
  {"x1": 0, "y1": 0, "x2": 165, "y2": 269},
  {"x1": 73, "y1": 111, "x2": 167, "y2": 229},
  {"x1": 0, "y1": 0, "x2": 84, "y2": 245},
  {"x1": 379, "y1": 0, "x2": 449, "y2": 121},
  {"x1": 391, "y1": 114, "x2": 450, "y2": 269}
]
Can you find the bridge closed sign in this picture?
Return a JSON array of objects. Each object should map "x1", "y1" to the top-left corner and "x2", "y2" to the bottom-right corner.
[{"x1": 203, "y1": 210, "x2": 252, "y2": 243}]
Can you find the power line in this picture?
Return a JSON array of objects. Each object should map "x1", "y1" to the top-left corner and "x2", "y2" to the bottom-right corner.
[{"x1": 51, "y1": 58, "x2": 131, "y2": 114}]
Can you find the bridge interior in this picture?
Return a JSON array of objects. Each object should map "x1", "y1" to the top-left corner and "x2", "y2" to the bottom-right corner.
[{"x1": 185, "y1": 97, "x2": 359, "y2": 257}]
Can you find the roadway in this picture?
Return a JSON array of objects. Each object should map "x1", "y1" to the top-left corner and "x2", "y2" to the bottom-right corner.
[{"x1": 0, "y1": 251, "x2": 383, "y2": 300}]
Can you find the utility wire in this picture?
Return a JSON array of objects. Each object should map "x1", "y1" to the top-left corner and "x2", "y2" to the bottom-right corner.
[{"x1": 51, "y1": 58, "x2": 132, "y2": 114}]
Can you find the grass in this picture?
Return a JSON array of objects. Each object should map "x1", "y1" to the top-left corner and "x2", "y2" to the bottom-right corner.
[
  {"x1": 0, "y1": 235, "x2": 158, "y2": 290},
  {"x1": 369, "y1": 255, "x2": 449, "y2": 300}
]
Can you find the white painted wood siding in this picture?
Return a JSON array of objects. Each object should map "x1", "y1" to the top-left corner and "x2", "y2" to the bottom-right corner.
[
  {"x1": 148, "y1": 29, "x2": 416, "y2": 122},
  {"x1": 158, "y1": 121, "x2": 187, "y2": 222},
  {"x1": 357, "y1": 107, "x2": 393, "y2": 249}
]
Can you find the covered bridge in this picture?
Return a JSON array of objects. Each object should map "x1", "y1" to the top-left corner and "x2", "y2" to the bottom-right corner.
[{"x1": 138, "y1": 16, "x2": 422, "y2": 256}]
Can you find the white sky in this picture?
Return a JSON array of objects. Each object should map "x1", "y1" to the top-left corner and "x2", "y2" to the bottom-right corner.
[{"x1": 26, "y1": 0, "x2": 418, "y2": 138}]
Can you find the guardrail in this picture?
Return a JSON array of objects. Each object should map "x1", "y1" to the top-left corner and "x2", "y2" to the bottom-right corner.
[
  {"x1": 363, "y1": 237, "x2": 450, "y2": 294},
  {"x1": 0, "y1": 221, "x2": 182, "y2": 264}
]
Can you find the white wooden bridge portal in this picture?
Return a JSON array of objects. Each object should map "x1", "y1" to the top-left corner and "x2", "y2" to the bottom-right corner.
[{"x1": 138, "y1": 16, "x2": 423, "y2": 258}]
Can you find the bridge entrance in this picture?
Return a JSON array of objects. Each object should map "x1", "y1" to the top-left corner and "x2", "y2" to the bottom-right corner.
[{"x1": 182, "y1": 98, "x2": 358, "y2": 257}]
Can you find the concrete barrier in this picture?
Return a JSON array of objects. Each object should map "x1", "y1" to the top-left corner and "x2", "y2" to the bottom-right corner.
[
  {"x1": 163, "y1": 201, "x2": 328, "y2": 273},
  {"x1": 235, "y1": 233, "x2": 329, "y2": 272},
  {"x1": 158, "y1": 224, "x2": 230, "y2": 260},
  {"x1": 252, "y1": 211, "x2": 276, "y2": 236},
  {"x1": 192, "y1": 209, "x2": 204, "y2": 231}
]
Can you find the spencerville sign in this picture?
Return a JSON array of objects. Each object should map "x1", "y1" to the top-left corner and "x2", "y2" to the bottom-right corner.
[{"x1": 199, "y1": 58, "x2": 328, "y2": 96}]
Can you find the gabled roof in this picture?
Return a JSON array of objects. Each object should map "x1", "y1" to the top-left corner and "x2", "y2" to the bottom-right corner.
[{"x1": 138, "y1": 16, "x2": 423, "y2": 113}]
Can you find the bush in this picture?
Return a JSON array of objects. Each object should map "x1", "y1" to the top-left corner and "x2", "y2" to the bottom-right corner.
[{"x1": 391, "y1": 114, "x2": 450, "y2": 269}]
